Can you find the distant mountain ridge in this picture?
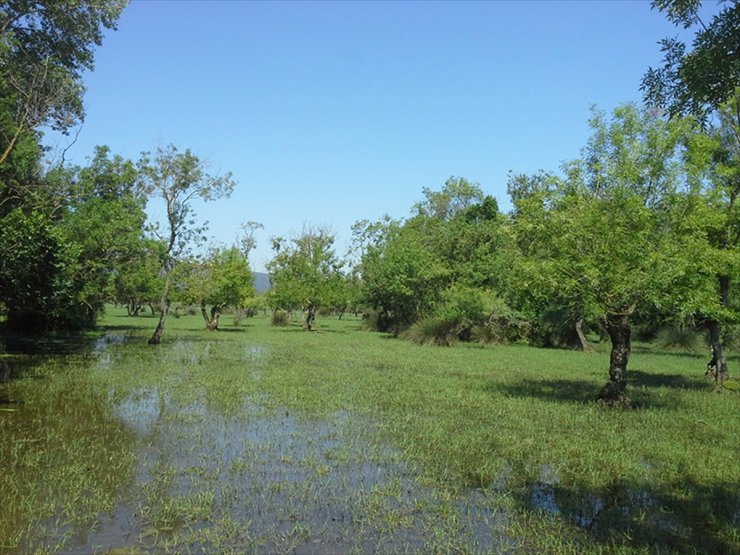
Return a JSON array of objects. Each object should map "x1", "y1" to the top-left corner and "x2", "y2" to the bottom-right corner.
[{"x1": 253, "y1": 272, "x2": 271, "y2": 294}]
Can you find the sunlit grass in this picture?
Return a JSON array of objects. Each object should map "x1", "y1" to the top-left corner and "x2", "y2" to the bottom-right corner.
[{"x1": 1, "y1": 306, "x2": 738, "y2": 553}]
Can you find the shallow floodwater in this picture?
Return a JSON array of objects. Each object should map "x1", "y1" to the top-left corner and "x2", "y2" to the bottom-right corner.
[{"x1": 2, "y1": 335, "x2": 513, "y2": 554}]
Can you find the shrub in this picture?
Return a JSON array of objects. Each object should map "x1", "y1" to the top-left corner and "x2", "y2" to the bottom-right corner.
[{"x1": 271, "y1": 309, "x2": 291, "y2": 327}]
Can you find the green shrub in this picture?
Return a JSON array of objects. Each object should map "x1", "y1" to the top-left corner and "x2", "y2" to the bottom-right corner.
[{"x1": 271, "y1": 309, "x2": 291, "y2": 327}]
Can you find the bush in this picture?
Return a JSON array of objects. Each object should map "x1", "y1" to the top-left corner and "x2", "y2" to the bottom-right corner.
[
  {"x1": 271, "y1": 309, "x2": 291, "y2": 327},
  {"x1": 401, "y1": 316, "x2": 461, "y2": 347}
]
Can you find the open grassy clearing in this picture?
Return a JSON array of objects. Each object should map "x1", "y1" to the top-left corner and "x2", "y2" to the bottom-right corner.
[{"x1": 1, "y1": 308, "x2": 738, "y2": 554}]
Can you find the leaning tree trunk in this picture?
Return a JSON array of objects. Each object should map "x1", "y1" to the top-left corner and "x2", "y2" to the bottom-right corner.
[
  {"x1": 148, "y1": 274, "x2": 172, "y2": 345},
  {"x1": 575, "y1": 318, "x2": 593, "y2": 352},
  {"x1": 598, "y1": 309, "x2": 633, "y2": 407}
]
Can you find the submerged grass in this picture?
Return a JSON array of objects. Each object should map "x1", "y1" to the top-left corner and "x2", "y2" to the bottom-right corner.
[{"x1": 1, "y1": 308, "x2": 738, "y2": 553}]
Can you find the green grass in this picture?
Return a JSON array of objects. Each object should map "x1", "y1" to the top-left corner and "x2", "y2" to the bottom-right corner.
[{"x1": 1, "y1": 307, "x2": 738, "y2": 553}]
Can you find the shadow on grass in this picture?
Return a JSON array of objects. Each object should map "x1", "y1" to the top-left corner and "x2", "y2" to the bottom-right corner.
[
  {"x1": 488, "y1": 375, "x2": 698, "y2": 408},
  {"x1": 489, "y1": 379, "x2": 599, "y2": 404},
  {"x1": 629, "y1": 369, "x2": 710, "y2": 391},
  {"x1": 518, "y1": 476, "x2": 740, "y2": 554}
]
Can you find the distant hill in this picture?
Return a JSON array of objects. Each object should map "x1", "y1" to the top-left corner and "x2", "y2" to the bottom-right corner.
[{"x1": 253, "y1": 272, "x2": 271, "y2": 294}]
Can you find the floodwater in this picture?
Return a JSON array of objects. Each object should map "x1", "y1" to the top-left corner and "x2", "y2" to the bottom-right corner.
[
  {"x1": 1, "y1": 335, "x2": 513, "y2": 554},
  {"x1": 3, "y1": 333, "x2": 721, "y2": 553}
]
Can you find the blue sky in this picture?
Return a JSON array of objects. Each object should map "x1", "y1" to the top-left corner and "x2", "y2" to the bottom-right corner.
[{"x1": 48, "y1": 0, "x2": 709, "y2": 272}]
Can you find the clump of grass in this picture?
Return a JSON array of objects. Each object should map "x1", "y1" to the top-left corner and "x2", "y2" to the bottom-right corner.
[
  {"x1": 271, "y1": 309, "x2": 291, "y2": 327},
  {"x1": 656, "y1": 326, "x2": 702, "y2": 352},
  {"x1": 401, "y1": 316, "x2": 460, "y2": 347}
]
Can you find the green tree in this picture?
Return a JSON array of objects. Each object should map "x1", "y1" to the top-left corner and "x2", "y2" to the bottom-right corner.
[
  {"x1": 643, "y1": 1, "x2": 739, "y2": 379},
  {"x1": 0, "y1": 208, "x2": 73, "y2": 329},
  {"x1": 176, "y1": 246, "x2": 254, "y2": 330},
  {"x1": 668, "y1": 100, "x2": 739, "y2": 381},
  {"x1": 139, "y1": 144, "x2": 236, "y2": 344},
  {"x1": 0, "y1": 145, "x2": 148, "y2": 330},
  {"x1": 267, "y1": 226, "x2": 342, "y2": 331},
  {"x1": 511, "y1": 105, "x2": 694, "y2": 405}
]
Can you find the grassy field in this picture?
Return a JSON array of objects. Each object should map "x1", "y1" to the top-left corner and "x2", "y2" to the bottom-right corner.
[{"x1": 1, "y1": 308, "x2": 738, "y2": 554}]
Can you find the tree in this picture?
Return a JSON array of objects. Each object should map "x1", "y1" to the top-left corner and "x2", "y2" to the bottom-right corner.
[
  {"x1": 413, "y1": 176, "x2": 485, "y2": 221},
  {"x1": 266, "y1": 225, "x2": 342, "y2": 331},
  {"x1": 176, "y1": 246, "x2": 254, "y2": 331},
  {"x1": 511, "y1": 105, "x2": 694, "y2": 405},
  {"x1": 667, "y1": 99, "x2": 739, "y2": 381},
  {"x1": 139, "y1": 144, "x2": 236, "y2": 344},
  {"x1": 0, "y1": 0, "x2": 128, "y2": 164}
]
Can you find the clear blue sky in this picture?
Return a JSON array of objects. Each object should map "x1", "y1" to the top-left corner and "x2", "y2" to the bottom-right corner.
[{"x1": 48, "y1": 0, "x2": 710, "y2": 272}]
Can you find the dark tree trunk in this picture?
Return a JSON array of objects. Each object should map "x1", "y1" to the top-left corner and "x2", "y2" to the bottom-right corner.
[
  {"x1": 304, "y1": 303, "x2": 316, "y2": 331},
  {"x1": 575, "y1": 318, "x2": 593, "y2": 352},
  {"x1": 598, "y1": 310, "x2": 633, "y2": 407}
]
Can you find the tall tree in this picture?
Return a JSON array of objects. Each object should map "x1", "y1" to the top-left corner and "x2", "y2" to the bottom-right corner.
[
  {"x1": 511, "y1": 105, "x2": 694, "y2": 405},
  {"x1": 139, "y1": 144, "x2": 235, "y2": 345}
]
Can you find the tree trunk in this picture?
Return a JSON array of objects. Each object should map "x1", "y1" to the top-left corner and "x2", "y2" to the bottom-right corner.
[
  {"x1": 304, "y1": 303, "x2": 316, "y2": 331},
  {"x1": 598, "y1": 310, "x2": 633, "y2": 407},
  {"x1": 201, "y1": 302, "x2": 221, "y2": 331},
  {"x1": 706, "y1": 319, "x2": 729, "y2": 383},
  {"x1": 575, "y1": 318, "x2": 593, "y2": 352},
  {"x1": 705, "y1": 275, "x2": 730, "y2": 382},
  {"x1": 148, "y1": 275, "x2": 172, "y2": 345}
]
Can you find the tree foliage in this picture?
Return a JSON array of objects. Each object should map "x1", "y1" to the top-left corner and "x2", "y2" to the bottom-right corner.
[
  {"x1": 642, "y1": 0, "x2": 739, "y2": 123},
  {"x1": 0, "y1": 0, "x2": 127, "y2": 164}
]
